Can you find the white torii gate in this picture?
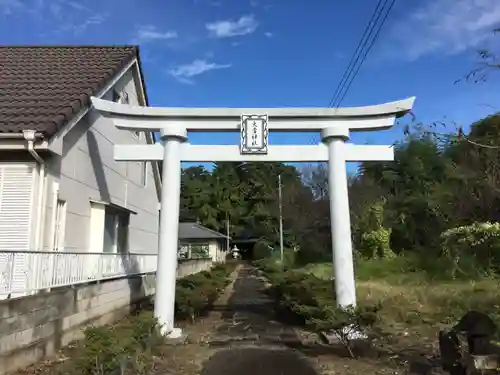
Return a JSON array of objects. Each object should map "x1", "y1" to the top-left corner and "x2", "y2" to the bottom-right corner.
[{"x1": 91, "y1": 96, "x2": 415, "y2": 338}]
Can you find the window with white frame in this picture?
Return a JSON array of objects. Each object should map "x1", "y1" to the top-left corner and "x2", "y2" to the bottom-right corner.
[
  {"x1": 102, "y1": 207, "x2": 129, "y2": 253},
  {"x1": 178, "y1": 242, "x2": 209, "y2": 259},
  {"x1": 52, "y1": 199, "x2": 66, "y2": 251}
]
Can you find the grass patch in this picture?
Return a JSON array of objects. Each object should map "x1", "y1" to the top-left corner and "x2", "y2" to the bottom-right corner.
[
  {"x1": 305, "y1": 256, "x2": 431, "y2": 285},
  {"x1": 304, "y1": 257, "x2": 500, "y2": 339}
]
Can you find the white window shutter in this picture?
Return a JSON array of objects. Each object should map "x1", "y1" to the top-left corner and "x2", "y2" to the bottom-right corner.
[
  {"x1": 0, "y1": 163, "x2": 36, "y2": 298},
  {"x1": 0, "y1": 163, "x2": 36, "y2": 250}
]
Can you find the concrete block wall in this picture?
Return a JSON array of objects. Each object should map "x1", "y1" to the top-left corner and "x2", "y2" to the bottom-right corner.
[
  {"x1": 0, "y1": 258, "x2": 212, "y2": 375},
  {"x1": 177, "y1": 257, "x2": 213, "y2": 277}
]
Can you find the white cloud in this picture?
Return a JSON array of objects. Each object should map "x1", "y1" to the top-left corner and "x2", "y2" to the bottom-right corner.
[
  {"x1": 169, "y1": 59, "x2": 231, "y2": 84},
  {"x1": 133, "y1": 25, "x2": 178, "y2": 43},
  {"x1": 1, "y1": 0, "x2": 90, "y2": 18},
  {"x1": 206, "y1": 14, "x2": 258, "y2": 38},
  {"x1": 264, "y1": 31, "x2": 273, "y2": 38},
  {"x1": 1, "y1": 0, "x2": 106, "y2": 34},
  {"x1": 68, "y1": 14, "x2": 106, "y2": 35},
  {"x1": 250, "y1": 0, "x2": 272, "y2": 10},
  {"x1": 388, "y1": 0, "x2": 500, "y2": 61}
]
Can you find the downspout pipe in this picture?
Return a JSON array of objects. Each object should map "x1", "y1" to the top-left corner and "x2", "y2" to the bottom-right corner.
[
  {"x1": 22, "y1": 130, "x2": 44, "y2": 164},
  {"x1": 22, "y1": 130, "x2": 46, "y2": 252}
]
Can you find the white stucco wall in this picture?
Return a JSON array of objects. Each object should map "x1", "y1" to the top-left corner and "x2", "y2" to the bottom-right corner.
[
  {"x1": 209, "y1": 240, "x2": 226, "y2": 263},
  {"x1": 41, "y1": 68, "x2": 159, "y2": 255}
]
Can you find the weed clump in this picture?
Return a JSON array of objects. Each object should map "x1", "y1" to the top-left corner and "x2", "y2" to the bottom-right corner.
[
  {"x1": 255, "y1": 259, "x2": 380, "y2": 357},
  {"x1": 70, "y1": 311, "x2": 163, "y2": 375},
  {"x1": 55, "y1": 263, "x2": 236, "y2": 375}
]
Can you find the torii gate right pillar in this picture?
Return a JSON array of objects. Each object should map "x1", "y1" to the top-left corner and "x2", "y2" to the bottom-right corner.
[{"x1": 321, "y1": 127, "x2": 356, "y2": 307}]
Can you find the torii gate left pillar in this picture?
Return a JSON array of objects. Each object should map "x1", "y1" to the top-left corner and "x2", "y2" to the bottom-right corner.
[
  {"x1": 156, "y1": 126, "x2": 188, "y2": 338},
  {"x1": 91, "y1": 96, "x2": 415, "y2": 338}
]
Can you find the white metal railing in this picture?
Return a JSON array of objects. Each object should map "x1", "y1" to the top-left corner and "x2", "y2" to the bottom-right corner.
[{"x1": 0, "y1": 251, "x2": 158, "y2": 299}]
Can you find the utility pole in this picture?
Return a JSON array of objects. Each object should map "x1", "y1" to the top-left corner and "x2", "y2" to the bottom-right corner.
[
  {"x1": 226, "y1": 213, "x2": 230, "y2": 253},
  {"x1": 278, "y1": 174, "x2": 284, "y2": 263}
]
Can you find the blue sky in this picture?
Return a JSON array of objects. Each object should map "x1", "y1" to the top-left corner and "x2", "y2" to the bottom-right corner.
[{"x1": 1, "y1": 0, "x2": 499, "y2": 172}]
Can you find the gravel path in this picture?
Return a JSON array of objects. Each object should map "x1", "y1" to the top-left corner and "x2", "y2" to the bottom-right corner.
[{"x1": 198, "y1": 265, "x2": 319, "y2": 375}]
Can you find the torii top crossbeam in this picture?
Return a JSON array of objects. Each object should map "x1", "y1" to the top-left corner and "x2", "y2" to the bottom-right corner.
[{"x1": 91, "y1": 97, "x2": 415, "y2": 132}]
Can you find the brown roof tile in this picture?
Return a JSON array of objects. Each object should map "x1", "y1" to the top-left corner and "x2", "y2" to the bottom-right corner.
[{"x1": 0, "y1": 45, "x2": 138, "y2": 136}]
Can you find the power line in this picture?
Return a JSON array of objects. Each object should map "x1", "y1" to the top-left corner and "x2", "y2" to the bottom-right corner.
[
  {"x1": 333, "y1": 0, "x2": 396, "y2": 108},
  {"x1": 329, "y1": 0, "x2": 397, "y2": 108},
  {"x1": 328, "y1": 0, "x2": 386, "y2": 107},
  {"x1": 335, "y1": 0, "x2": 396, "y2": 108}
]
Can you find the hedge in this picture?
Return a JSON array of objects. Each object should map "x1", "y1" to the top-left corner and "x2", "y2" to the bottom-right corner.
[
  {"x1": 254, "y1": 259, "x2": 380, "y2": 357},
  {"x1": 441, "y1": 221, "x2": 500, "y2": 276},
  {"x1": 58, "y1": 262, "x2": 237, "y2": 375},
  {"x1": 175, "y1": 262, "x2": 236, "y2": 321}
]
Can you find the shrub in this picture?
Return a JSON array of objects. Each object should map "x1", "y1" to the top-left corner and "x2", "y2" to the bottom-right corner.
[
  {"x1": 440, "y1": 221, "x2": 500, "y2": 277},
  {"x1": 253, "y1": 240, "x2": 272, "y2": 260},
  {"x1": 175, "y1": 286, "x2": 210, "y2": 322},
  {"x1": 360, "y1": 227, "x2": 394, "y2": 259},
  {"x1": 175, "y1": 263, "x2": 234, "y2": 321},
  {"x1": 253, "y1": 257, "x2": 283, "y2": 277},
  {"x1": 300, "y1": 303, "x2": 381, "y2": 358},
  {"x1": 256, "y1": 265, "x2": 331, "y2": 322},
  {"x1": 273, "y1": 270, "x2": 332, "y2": 305},
  {"x1": 354, "y1": 197, "x2": 395, "y2": 260},
  {"x1": 73, "y1": 312, "x2": 162, "y2": 375},
  {"x1": 268, "y1": 246, "x2": 296, "y2": 268},
  {"x1": 211, "y1": 262, "x2": 237, "y2": 280},
  {"x1": 260, "y1": 265, "x2": 381, "y2": 357},
  {"x1": 74, "y1": 325, "x2": 128, "y2": 374}
]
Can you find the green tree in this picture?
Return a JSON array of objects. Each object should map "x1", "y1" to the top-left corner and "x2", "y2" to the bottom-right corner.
[{"x1": 180, "y1": 166, "x2": 218, "y2": 227}]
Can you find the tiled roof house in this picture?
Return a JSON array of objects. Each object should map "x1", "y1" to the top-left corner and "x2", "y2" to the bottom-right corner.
[{"x1": 0, "y1": 46, "x2": 162, "y2": 292}]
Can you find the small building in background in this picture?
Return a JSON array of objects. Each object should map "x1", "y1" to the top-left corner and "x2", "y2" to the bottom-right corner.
[{"x1": 178, "y1": 222, "x2": 229, "y2": 263}]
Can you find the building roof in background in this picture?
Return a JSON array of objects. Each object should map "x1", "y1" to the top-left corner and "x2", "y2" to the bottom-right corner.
[
  {"x1": 179, "y1": 222, "x2": 229, "y2": 240},
  {"x1": 0, "y1": 45, "x2": 139, "y2": 136}
]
